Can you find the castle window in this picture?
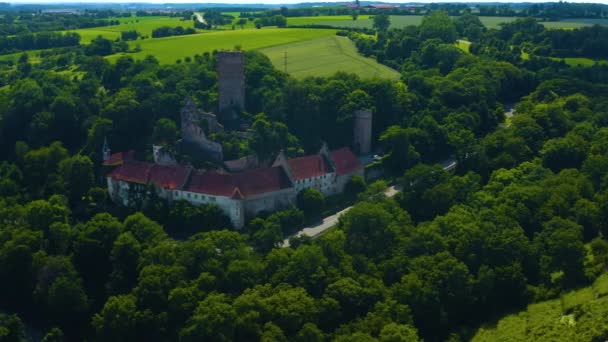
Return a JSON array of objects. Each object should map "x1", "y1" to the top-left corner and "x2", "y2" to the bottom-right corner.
[{"x1": 211, "y1": 197, "x2": 216, "y2": 202}]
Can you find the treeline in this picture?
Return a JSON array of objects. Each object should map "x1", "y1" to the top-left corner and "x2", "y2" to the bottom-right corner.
[
  {"x1": 525, "y1": 2, "x2": 608, "y2": 19},
  {"x1": 135, "y1": 10, "x2": 193, "y2": 19},
  {"x1": 0, "y1": 31, "x2": 80, "y2": 55},
  {"x1": 352, "y1": 12, "x2": 608, "y2": 70},
  {"x1": 470, "y1": 17, "x2": 608, "y2": 60},
  {"x1": 151, "y1": 26, "x2": 196, "y2": 38},
  {"x1": 254, "y1": 15, "x2": 287, "y2": 28},
  {"x1": 201, "y1": 10, "x2": 236, "y2": 28},
  {"x1": 0, "y1": 13, "x2": 119, "y2": 36}
]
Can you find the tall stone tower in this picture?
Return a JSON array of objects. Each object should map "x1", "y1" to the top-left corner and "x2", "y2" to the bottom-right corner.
[
  {"x1": 217, "y1": 51, "x2": 245, "y2": 124},
  {"x1": 353, "y1": 109, "x2": 372, "y2": 155},
  {"x1": 102, "y1": 137, "x2": 111, "y2": 161}
]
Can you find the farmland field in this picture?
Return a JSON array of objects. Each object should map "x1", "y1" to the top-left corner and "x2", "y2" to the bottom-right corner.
[
  {"x1": 542, "y1": 18, "x2": 608, "y2": 29},
  {"x1": 66, "y1": 16, "x2": 197, "y2": 43},
  {"x1": 260, "y1": 35, "x2": 400, "y2": 79},
  {"x1": 107, "y1": 28, "x2": 337, "y2": 64},
  {"x1": 293, "y1": 15, "x2": 607, "y2": 30},
  {"x1": 307, "y1": 16, "x2": 520, "y2": 29},
  {"x1": 287, "y1": 15, "x2": 372, "y2": 26}
]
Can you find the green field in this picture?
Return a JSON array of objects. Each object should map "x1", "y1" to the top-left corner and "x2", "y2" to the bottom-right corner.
[
  {"x1": 260, "y1": 35, "x2": 399, "y2": 79},
  {"x1": 66, "y1": 16, "x2": 197, "y2": 43},
  {"x1": 551, "y1": 56, "x2": 608, "y2": 66},
  {"x1": 292, "y1": 15, "x2": 607, "y2": 30},
  {"x1": 287, "y1": 15, "x2": 372, "y2": 26},
  {"x1": 542, "y1": 18, "x2": 608, "y2": 29},
  {"x1": 472, "y1": 273, "x2": 608, "y2": 342},
  {"x1": 107, "y1": 28, "x2": 337, "y2": 64},
  {"x1": 309, "y1": 15, "x2": 519, "y2": 29}
]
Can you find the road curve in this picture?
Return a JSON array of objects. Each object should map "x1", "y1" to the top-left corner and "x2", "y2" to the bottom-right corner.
[{"x1": 281, "y1": 158, "x2": 455, "y2": 247}]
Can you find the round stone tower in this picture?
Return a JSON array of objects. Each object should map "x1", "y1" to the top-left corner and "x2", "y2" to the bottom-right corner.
[{"x1": 353, "y1": 109, "x2": 373, "y2": 155}]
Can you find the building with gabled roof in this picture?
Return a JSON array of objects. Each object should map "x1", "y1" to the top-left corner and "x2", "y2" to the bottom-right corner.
[{"x1": 106, "y1": 145, "x2": 363, "y2": 229}]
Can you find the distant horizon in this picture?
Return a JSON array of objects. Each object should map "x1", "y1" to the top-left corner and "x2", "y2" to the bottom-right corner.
[{"x1": 6, "y1": 0, "x2": 608, "y2": 5}]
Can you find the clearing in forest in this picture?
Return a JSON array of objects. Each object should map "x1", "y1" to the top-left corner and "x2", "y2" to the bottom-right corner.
[{"x1": 260, "y1": 35, "x2": 400, "y2": 79}]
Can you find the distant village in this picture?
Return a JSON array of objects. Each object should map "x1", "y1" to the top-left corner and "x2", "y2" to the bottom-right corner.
[{"x1": 102, "y1": 51, "x2": 371, "y2": 228}]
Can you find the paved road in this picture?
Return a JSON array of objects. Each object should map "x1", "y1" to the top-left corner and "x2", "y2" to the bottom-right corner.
[
  {"x1": 281, "y1": 184, "x2": 402, "y2": 247},
  {"x1": 281, "y1": 159, "x2": 456, "y2": 247}
]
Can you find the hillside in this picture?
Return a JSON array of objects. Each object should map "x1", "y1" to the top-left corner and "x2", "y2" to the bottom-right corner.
[{"x1": 473, "y1": 273, "x2": 608, "y2": 342}]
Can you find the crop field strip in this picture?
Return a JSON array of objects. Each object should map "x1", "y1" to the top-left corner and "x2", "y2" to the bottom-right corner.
[{"x1": 260, "y1": 35, "x2": 400, "y2": 79}]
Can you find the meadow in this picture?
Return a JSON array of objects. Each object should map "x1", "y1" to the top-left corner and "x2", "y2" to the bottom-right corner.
[
  {"x1": 65, "y1": 16, "x2": 197, "y2": 43},
  {"x1": 260, "y1": 35, "x2": 400, "y2": 79},
  {"x1": 287, "y1": 15, "x2": 373, "y2": 26},
  {"x1": 472, "y1": 273, "x2": 608, "y2": 342},
  {"x1": 107, "y1": 28, "x2": 337, "y2": 64},
  {"x1": 294, "y1": 15, "x2": 608, "y2": 30}
]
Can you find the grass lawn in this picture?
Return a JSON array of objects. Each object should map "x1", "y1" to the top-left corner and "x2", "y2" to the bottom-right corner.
[
  {"x1": 260, "y1": 35, "x2": 400, "y2": 79},
  {"x1": 106, "y1": 28, "x2": 336, "y2": 64}
]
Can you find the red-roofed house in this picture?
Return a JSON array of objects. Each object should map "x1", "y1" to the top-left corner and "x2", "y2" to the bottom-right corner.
[
  {"x1": 175, "y1": 166, "x2": 293, "y2": 228},
  {"x1": 148, "y1": 164, "x2": 192, "y2": 198},
  {"x1": 103, "y1": 150, "x2": 135, "y2": 167},
  {"x1": 105, "y1": 145, "x2": 363, "y2": 229},
  {"x1": 107, "y1": 160, "x2": 154, "y2": 206},
  {"x1": 288, "y1": 153, "x2": 336, "y2": 195},
  {"x1": 331, "y1": 147, "x2": 364, "y2": 193}
]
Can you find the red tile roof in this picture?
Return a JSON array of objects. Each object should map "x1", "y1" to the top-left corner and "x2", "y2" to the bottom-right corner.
[
  {"x1": 108, "y1": 161, "x2": 153, "y2": 184},
  {"x1": 287, "y1": 154, "x2": 331, "y2": 180},
  {"x1": 148, "y1": 164, "x2": 190, "y2": 190},
  {"x1": 103, "y1": 151, "x2": 135, "y2": 166},
  {"x1": 331, "y1": 148, "x2": 363, "y2": 176},
  {"x1": 187, "y1": 166, "x2": 291, "y2": 198}
]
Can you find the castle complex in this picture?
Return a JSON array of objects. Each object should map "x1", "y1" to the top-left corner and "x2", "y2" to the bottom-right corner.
[
  {"x1": 104, "y1": 49, "x2": 372, "y2": 229},
  {"x1": 104, "y1": 146, "x2": 363, "y2": 228}
]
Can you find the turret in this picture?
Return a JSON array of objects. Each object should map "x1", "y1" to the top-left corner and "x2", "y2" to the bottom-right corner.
[{"x1": 102, "y1": 137, "x2": 111, "y2": 161}]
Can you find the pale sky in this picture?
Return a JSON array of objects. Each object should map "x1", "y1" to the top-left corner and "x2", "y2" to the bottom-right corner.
[{"x1": 7, "y1": 0, "x2": 608, "y2": 4}]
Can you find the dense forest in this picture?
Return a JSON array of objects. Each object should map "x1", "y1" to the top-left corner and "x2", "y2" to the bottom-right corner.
[{"x1": 1, "y1": 7, "x2": 608, "y2": 342}]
